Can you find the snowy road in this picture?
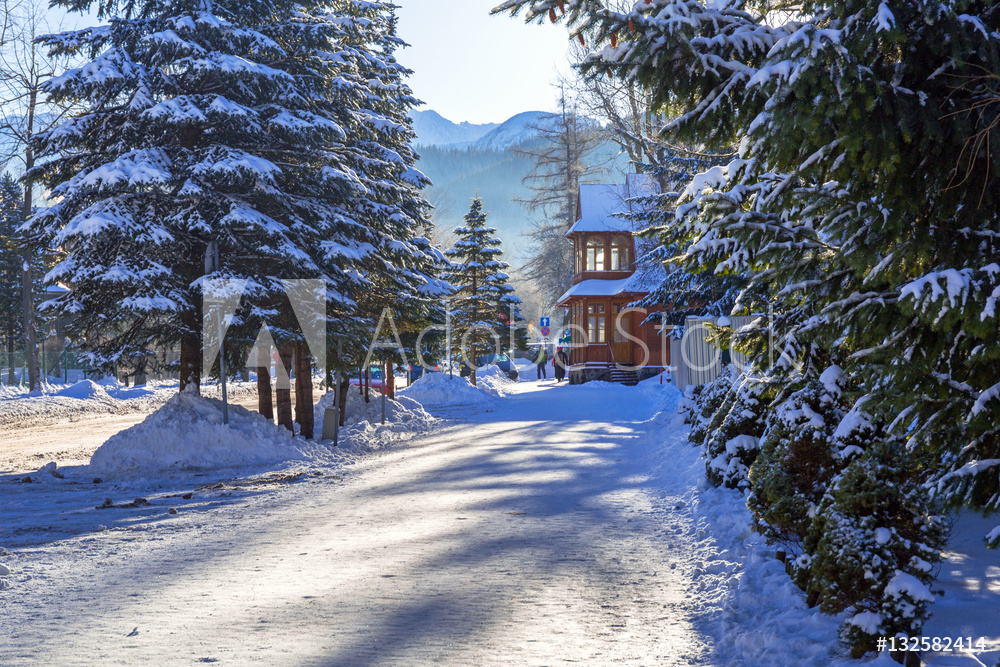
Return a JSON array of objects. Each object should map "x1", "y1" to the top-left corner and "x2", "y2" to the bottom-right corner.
[{"x1": 0, "y1": 381, "x2": 722, "y2": 665}]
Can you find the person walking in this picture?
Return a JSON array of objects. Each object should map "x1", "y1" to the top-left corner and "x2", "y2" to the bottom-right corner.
[
  {"x1": 553, "y1": 347, "x2": 568, "y2": 383},
  {"x1": 535, "y1": 346, "x2": 548, "y2": 380}
]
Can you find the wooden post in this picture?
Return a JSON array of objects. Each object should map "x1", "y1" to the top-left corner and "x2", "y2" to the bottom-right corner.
[
  {"x1": 276, "y1": 343, "x2": 293, "y2": 432},
  {"x1": 257, "y1": 342, "x2": 273, "y2": 421},
  {"x1": 338, "y1": 376, "x2": 349, "y2": 427},
  {"x1": 295, "y1": 341, "x2": 314, "y2": 439}
]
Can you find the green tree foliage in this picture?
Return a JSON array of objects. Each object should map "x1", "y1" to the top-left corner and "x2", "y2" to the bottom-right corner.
[
  {"x1": 806, "y1": 441, "x2": 948, "y2": 656},
  {"x1": 30, "y1": 0, "x2": 444, "y2": 395},
  {"x1": 445, "y1": 197, "x2": 524, "y2": 385}
]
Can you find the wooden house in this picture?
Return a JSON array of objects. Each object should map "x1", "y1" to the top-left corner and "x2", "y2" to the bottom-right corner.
[{"x1": 556, "y1": 175, "x2": 668, "y2": 385}]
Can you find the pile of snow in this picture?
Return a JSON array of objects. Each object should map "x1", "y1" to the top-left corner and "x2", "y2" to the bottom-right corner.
[
  {"x1": 313, "y1": 388, "x2": 433, "y2": 430},
  {"x1": 475, "y1": 364, "x2": 517, "y2": 397},
  {"x1": 399, "y1": 370, "x2": 504, "y2": 406},
  {"x1": 56, "y1": 379, "x2": 112, "y2": 401},
  {"x1": 90, "y1": 391, "x2": 327, "y2": 477},
  {"x1": 312, "y1": 388, "x2": 436, "y2": 452}
]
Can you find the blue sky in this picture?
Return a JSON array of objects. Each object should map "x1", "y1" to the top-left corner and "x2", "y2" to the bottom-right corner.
[{"x1": 395, "y1": 1, "x2": 574, "y2": 124}]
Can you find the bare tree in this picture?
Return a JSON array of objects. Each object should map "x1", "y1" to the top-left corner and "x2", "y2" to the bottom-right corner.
[
  {"x1": 0, "y1": 0, "x2": 70, "y2": 391},
  {"x1": 515, "y1": 87, "x2": 606, "y2": 311}
]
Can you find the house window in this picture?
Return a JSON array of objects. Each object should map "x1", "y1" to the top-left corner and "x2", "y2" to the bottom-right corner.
[
  {"x1": 588, "y1": 302, "x2": 606, "y2": 343},
  {"x1": 612, "y1": 302, "x2": 629, "y2": 342},
  {"x1": 610, "y1": 236, "x2": 629, "y2": 271},
  {"x1": 586, "y1": 236, "x2": 605, "y2": 271}
]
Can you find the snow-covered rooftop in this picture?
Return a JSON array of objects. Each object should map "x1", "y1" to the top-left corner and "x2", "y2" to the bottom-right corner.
[
  {"x1": 567, "y1": 174, "x2": 659, "y2": 236},
  {"x1": 556, "y1": 263, "x2": 663, "y2": 304}
]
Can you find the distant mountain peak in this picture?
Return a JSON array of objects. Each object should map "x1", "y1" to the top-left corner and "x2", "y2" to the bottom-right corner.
[
  {"x1": 411, "y1": 109, "x2": 555, "y2": 150},
  {"x1": 474, "y1": 111, "x2": 555, "y2": 151},
  {"x1": 411, "y1": 110, "x2": 499, "y2": 147}
]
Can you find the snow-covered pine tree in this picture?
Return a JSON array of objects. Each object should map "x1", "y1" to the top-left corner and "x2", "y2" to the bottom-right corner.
[
  {"x1": 337, "y1": 4, "x2": 451, "y2": 377},
  {"x1": 31, "y1": 0, "x2": 444, "y2": 414},
  {"x1": 496, "y1": 0, "x2": 1000, "y2": 648},
  {"x1": 747, "y1": 368, "x2": 848, "y2": 555},
  {"x1": 703, "y1": 371, "x2": 771, "y2": 491},
  {"x1": 445, "y1": 197, "x2": 523, "y2": 385},
  {"x1": 806, "y1": 439, "x2": 948, "y2": 657},
  {"x1": 0, "y1": 174, "x2": 23, "y2": 383}
]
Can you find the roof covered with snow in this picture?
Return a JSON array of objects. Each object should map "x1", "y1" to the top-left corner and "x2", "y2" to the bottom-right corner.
[
  {"x1": 567, "y1": 174, "x2": 659, "y2": 236},
  {"x1": 556, "y1": 262, "x2": 664, "y2": 304}
]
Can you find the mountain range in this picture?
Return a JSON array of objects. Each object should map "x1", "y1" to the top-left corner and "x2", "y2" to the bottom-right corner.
[{"x1": 411, "y1": 109, "x2": 554, "y2": 151}]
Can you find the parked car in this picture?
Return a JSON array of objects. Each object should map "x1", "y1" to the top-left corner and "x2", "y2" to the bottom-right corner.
[
  {"x1": 349, "y1": 365, "x2": 384, "y2": 389},
  {"x1": 407, "y1": 363, "x2": 441, "y2": 384},
  {"x1": 459, "y1": 353, "x2": 519, "y2": 381}
]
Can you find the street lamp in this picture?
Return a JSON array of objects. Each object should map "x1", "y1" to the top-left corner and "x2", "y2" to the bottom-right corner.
[{"x1": 204, "y1": 240, "x2": 229, "y2": 425}]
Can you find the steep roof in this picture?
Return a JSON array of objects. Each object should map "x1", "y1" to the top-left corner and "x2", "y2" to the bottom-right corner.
[{"x1": 567, "y1": 173, "x2": 659, "y2": 236}]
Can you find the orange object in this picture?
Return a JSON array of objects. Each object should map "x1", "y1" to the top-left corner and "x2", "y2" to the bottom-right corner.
[
  {"x1": 610, "y1": 31, "x2": 618, "y2": 47},
  {"x1": 628, "y1": 18, "x2": 636, "y2": 33},
  {"x1": 549, "y1": 7, "x2": 557, "y2": 22},
  {"x1": 578, "y1": 32, "x2": 586, "y2": 46},
  {"x1": 558, "y1": 0, "x2": 566, "y2": 13}
]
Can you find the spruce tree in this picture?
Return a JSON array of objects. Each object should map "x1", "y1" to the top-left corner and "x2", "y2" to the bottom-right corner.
[
  {"x1": 445, "y1": 197, "x2": 523, "y2": 385},
  {"x1": 32, "y1": 0, "x2": 444, "y2": 415}
]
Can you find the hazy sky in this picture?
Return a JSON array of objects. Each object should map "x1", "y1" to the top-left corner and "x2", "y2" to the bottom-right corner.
[{"x1": 395, "y1": 1, "x2": 575, "y2": 125}]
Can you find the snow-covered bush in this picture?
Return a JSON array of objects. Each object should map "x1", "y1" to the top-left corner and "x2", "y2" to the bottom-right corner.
[
  {"x1": 704, "y1": 372, "x2": 770, "y2": 490},
  {"x1": 805, "y1": 440, "x2": 948, "y2": 658},
  {"x1": 747, "y1": 369, "x2": 847, "y2": 549},
  {"x1": 687, "y1": 365, "x2": 738, "y2": 448}
]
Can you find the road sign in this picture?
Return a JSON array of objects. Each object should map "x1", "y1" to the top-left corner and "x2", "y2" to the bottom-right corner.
[
  {"x1": 540, "y1": 317, "x2": 550, "y2": 328},
  {"x1": 540, "y1": 325, "x2": 550, "y2": 337}
]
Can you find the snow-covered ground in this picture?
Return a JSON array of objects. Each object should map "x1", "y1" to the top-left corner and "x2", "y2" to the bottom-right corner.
[{"x1": 0, "y1": 377, "x2": 996, "y2": 665}]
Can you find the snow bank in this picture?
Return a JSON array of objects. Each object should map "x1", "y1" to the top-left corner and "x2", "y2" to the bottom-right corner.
[
  {"x1": 313, "y1": 389, "x2": 433, "y2": 430},
  {"x1": 90, "y1": 391, "x2": 323, "y2": 476},
  {"x1": 311, "y1": 388, "x2": 437, "y2": 452},
  {"x1": 56, "y1": 379, "x2": 112, "y2": 400},
  {"x1": 0, "y1": 377, "x2": 257, "y2": 429},
  {"x1": 399, "y1": 371, "x2": 505, "y2": 406}
]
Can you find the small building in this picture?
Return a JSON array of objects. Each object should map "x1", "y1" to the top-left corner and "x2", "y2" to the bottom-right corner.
[{"x1": 557, "y1": 175, "x2": 668, "y2": 385}]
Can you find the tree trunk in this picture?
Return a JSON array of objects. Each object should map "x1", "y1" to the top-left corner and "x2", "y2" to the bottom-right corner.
[
  {"x1": 276, "y1": 343, "x2": 293, "y2": 432},
  {"x1": 295, "y1": 341, "x2": 314, "y2": 439},
  {"x1": 178, "y1": 309, "x2": 201, "y2": 394},
  {"x1": 338, "y1": 376, "x2": 350, "y2": 427},
  {"x1": 6, "y1": 330, "x2": 14, "y2": 385},
  {"x1": 257, "y1": 342, "x2": 273, "y2": 421},
  {"x1": 20, "y1": 83, "x2": 40, "y2": 393},
  {"x1": 364, "y1": 366, "x2": 370, "y2": 403}
]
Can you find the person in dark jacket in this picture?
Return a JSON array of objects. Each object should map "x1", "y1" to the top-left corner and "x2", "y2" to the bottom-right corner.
[{"x1": 553, "y1": 347, "x2": 569, "y2": 382}]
